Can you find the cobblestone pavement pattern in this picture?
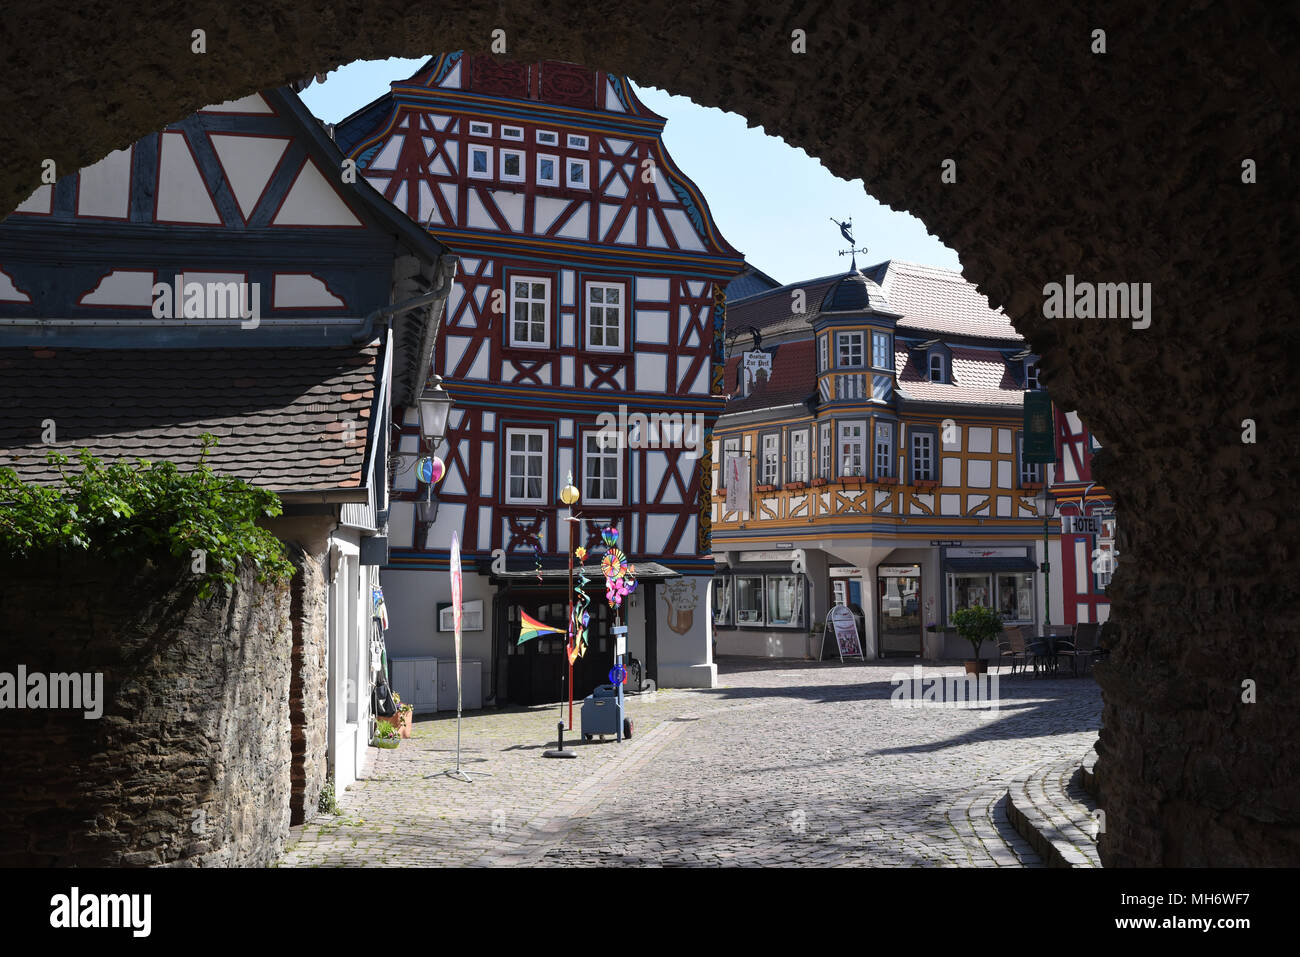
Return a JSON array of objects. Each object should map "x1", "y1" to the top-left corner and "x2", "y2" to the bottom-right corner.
[{"x1": 279, "y1": 660, "x2": 1102, "y2": 867}]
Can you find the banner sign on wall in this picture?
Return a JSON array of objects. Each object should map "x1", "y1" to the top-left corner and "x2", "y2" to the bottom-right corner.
[
  {"x1": 724, "y1": 455, "x2": 750, "y2": 513},
  {"x1": 1022, "y1": 391, "x2": 1056, "y2": 463}
]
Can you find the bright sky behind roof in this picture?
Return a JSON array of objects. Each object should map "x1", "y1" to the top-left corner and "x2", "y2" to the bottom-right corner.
[{"x1": 300, "y1": 57, "x2": 962, "y2": 286}]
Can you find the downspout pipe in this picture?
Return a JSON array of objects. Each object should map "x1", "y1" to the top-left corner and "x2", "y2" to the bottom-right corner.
[{"x1": 352, "y1": 254, "x2": 458, "y2": 343}]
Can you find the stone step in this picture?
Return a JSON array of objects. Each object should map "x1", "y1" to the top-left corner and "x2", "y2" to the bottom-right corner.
[
  {"x1": 1006, "y1": 753, "x2": 1102, "y2": 867},
  {"x1": 936, "y1": 760, "x2": 1048, "y2": 867}
]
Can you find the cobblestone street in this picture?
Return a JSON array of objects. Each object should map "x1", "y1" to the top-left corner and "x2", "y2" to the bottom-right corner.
[{"x1": 279, "y1": 659, "x2": 1102, "y2": 867}]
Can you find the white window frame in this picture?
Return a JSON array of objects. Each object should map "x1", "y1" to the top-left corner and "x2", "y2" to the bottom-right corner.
[
  {"x1": 928, "y1": 352, "x2": 945, "y2": 383},
  {"x1": 789, "y1": 429, "x2": 809, "y2": 483},
  {"x1": 873, "y1": 420, "x2": 893, "y2": 479},
  {"x1": 499, "y1": 148, "x2": 526, "y2": 183},
  {"x1": 1025, "y1": 360, "x2": 1040, "y2": 390},
  {"x1": 837, "y1": 331, "x2": 865, "y2": 368},
  {"x1": 469, "y1": 121, "x2": 492, "y2": 137},
  {"x1": 819, "y1": 422, "x2": 831, "y2": 478},
  {"x1": 872, "y1": 331, "x2": 891, "y2": 370},
  {"x1": 501, "y1": 125, "x2": 524, "y2": 141},
  {"x1": 505, "y1": 428, "x2": 548, "y2": 505},
  {"x1": 508, "y1": 276, "x2": 551, "y2": 348},
  {"x1": 566, "y1": 158, "x2": 590, "y2": 189},
  {"x1": 819, "y1": 334, "x2": 829, "y2": 372},
  {"x1": 1018, "y1": 433, "x2": 1042, "y2": 485},
  {"x1": 761, "y1": 433, "x2": 779, "y2": 486},
  {"x1": 536, "y1": 153, "x2": 560, "y2": 187},
  {"x1": 581, "y1": 430, "x2": 622, "y2": 505},
  {"x1": 468, "y1": 144, "x2": 493, "y2": 180},
  {"x1": 585, "y1": 281, "x2": 625, "y2": 351},
  {"x1": 911, "y1": 430, "x2": 935, "y2": 482},
  {"x1": 567, "y1": 133, "x2": 589, "y2": 149},
  {"x1": 537, "y1": 130, "x2": 559, "y2": 146},
  {"x1": 839, "y1": 420, "x2": 866, "y2": 478}
]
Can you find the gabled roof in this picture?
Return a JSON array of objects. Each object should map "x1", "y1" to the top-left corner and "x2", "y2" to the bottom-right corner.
[
  {"x1": 0, "y1": 344, "x2": 380, "y2": 497},
  {"x1": 720, "y1": 339, "x2": 817, "y2": 414}
]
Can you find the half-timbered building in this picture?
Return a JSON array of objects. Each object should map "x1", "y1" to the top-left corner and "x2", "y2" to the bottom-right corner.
[
  {"x1": 710, "y1": 260, "x2": 1062, "y2": 660},
  {"x1": 0, "y1": 86, "x2": 454, "y2": 806},
  {"x1": 335, "y1": 54, "x2": 745, "y2": 704},
  {"x1": 1049, "y1": 408, "x2": 1115, "y2": 626}
]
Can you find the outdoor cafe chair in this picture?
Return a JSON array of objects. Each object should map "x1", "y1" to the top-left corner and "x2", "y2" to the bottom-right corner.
[
  {"x1": 1072, "y1": 622, "x2": 1101, "y2": 676},
  {"x1": 1000, "y1": 625, "x2": 1030, "y2": 676}
]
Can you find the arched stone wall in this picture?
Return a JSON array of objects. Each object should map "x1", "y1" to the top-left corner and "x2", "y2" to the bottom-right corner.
[{"x1": 2, "y1": 2, "x2": 1295, "y2": 865}]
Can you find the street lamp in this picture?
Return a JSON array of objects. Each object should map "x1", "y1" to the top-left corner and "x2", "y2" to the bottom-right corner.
[
  {"x1": 418, "y1": 375, "x2": 453, "y2": 446},
  {"x1": 560, "y1": 470, "x2": 581, "y2": 730},
  {"x1": 1035, "y1": 485, "x2": 1057, "y2": 631}
]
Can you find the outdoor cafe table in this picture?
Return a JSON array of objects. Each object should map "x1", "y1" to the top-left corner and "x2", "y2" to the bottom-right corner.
[{"x1": 1030, "y1": 634, "x2": 1071, "y2": 677}]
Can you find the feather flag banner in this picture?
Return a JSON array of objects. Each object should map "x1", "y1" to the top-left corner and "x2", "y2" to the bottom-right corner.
[
  {"x1": 518, "y1": 610, "x2": 565, "y2": 645},
  {"x1": 570, "y1": 545, "x2": 591, "y2": 663},
  {"x1": 450, "y1": 532, "x2": 463, "y2": 715}
]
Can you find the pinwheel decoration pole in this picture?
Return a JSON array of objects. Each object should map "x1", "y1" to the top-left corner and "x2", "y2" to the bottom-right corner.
[
  {"x1": 559, "y1": 471, "x2": 581, "y2": 729},
  {"x1": 599, "y1": 526, "x2": 637, "y2": 742}
]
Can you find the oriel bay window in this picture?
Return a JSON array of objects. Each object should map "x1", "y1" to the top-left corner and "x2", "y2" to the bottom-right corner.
[
  {"x1": 505, "y1": 428, "x2": 547, "y2": 503},
  {"x1": 837, "y1": 331, "x2": 865, "y2": 368},
  {"x1": 873, "y1": 420, "x2": 894, "y2": 479},
  {"x1": 839, "y1": 420, "x2": 866, "y2": 477},
  {"x1": 872, "y1": 330, "x2": 892, "y2": 369},
  {"x1": 789, "y1": 429, "x2": 809, "y2": 483},
  {"x1": 761, "y1": 433, "x2": 779, "y2": 485}
]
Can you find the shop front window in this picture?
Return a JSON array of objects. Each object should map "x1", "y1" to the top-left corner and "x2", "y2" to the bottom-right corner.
[
  {"x1": 996, "y1": 573, "x2": 1035, "y2": 622},
  {"x1": 949, "y1": 573, "x2": 992, "y2": 618},
  {"x1": 766, "y1": 574, "x2": 804, "y2": 627},
  {"x1": 713, "y1": 576, "x2": 732, "y2": 626},
  {"x1": 735, "y1": 576, "x2": 764, "y2": 624}
]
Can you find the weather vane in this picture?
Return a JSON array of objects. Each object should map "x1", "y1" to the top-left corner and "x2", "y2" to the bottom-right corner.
[{"x1": 830, "y1": 216, "x2": 869, "y2": 269}]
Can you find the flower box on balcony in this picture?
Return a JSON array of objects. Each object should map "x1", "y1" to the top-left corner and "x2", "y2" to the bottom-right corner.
[
  {"x1": 810, "y1": 478, "x2": 830, "y2": 487},
  {"x1": 783, "y1": 481, "x2": 807, "y2": 490},
  {"x1": 912, "y1": 479, "x2": 940, "y2": 489},
  {"x1": 876, "y1": 476, "x2": 900, "y2": 485},
  {"x1": 840, "y1": 477, "x2": 870, "y2": 488},
  {"x1": 755, "y1": 484, "x2": 777, "y2": 492},
  {"x1": 1021, "y1": 481, "x2": 1045, "y2": 490}
]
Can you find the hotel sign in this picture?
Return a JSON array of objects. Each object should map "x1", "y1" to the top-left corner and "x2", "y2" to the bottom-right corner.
[{"x1": 1062, "y1": 515, "x2": 1102, "y2": 535}]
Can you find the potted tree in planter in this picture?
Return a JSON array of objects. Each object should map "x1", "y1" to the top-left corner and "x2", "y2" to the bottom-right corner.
[
  {"x1": 950, "y1": 605, "x2": 1002, "y2": 674},
  {"x1": 388, "y1": 692, "x2": 414, "y2": 738}
]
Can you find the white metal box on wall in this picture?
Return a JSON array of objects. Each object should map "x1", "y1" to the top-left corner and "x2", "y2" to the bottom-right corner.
[
  {"x1": 437, "y1": 659, "x2": 482, "y2": 711},
  {"x1": 390, "y1": 657, "x2": 439, "y2": 714}
]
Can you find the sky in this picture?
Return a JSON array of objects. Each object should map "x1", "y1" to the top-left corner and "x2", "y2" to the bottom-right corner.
[{"x1": 300, "y1": 58, "x2": 961, "y2": 285}]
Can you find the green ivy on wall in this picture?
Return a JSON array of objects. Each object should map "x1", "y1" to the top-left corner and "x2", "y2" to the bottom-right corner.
[{"x1": 0, "y1": 433, "x2": 293, "y2": 599}]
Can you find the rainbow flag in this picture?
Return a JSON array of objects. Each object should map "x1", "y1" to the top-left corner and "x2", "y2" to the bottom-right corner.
[{"x1": 518, "y1": 610, "x2": 565, "y2": 646}]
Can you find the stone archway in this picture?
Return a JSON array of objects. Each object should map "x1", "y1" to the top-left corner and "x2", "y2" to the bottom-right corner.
[{"x1": 2, "y1": 2, "x2": 1295, "y2": 865}]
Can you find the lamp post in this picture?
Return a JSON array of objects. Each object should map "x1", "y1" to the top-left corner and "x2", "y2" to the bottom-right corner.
[
  {"x1": 1035, "y1": 485, "x2": 1057, "y2": 632},
  {"x1": 560, "y1": 470, "x2": 580, "y2": 730},
  {"x1": 412, "y1": 376, "x2": 453, "y2": 529}
]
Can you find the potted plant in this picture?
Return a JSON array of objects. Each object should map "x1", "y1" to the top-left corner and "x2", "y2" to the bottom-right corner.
[
  {"x1": 784, "y1": 481, "x2": 807, "y2": 490},
  {"x1": 810, "y1": 477, "x2": 830, "y2": 487},
  {"x1": 950, "y1": 605, "x2": 1003, "y2": 674},
  {"x1": 389, "y1": 692, "x2": 413, "y2": 738},
  {"x1": 371, "y1": 721, "x2": 400, "y2": 749}
]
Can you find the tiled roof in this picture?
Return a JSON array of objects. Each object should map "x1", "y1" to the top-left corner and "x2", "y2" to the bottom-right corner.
[
  {"x1": 721, "y1": 339, "x2": 817, "y2": 414},
  {"x1": 877, "y1": 260, "x2": 1021, "y2": 341},
  {"x1": 0, "y1": 345, "x2": 379, "y2": 493},
  {"x1": 724, "y1": 262, "x2": 783, "y2": 302},
  {"x1": 727, "y1": 260, "x2": 1021, "y2": 342},
  {"x1": 895, "y1": 345, "x2": 1024, "y2": 408}
]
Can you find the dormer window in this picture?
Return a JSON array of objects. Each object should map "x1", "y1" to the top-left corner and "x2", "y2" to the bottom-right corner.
[
  {"x1": 1025, "y1": 360, "x2": 1041, "y2": 390},
  {"x1": 928, "y1": 352, "x2": 945, "y2": 383}
]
